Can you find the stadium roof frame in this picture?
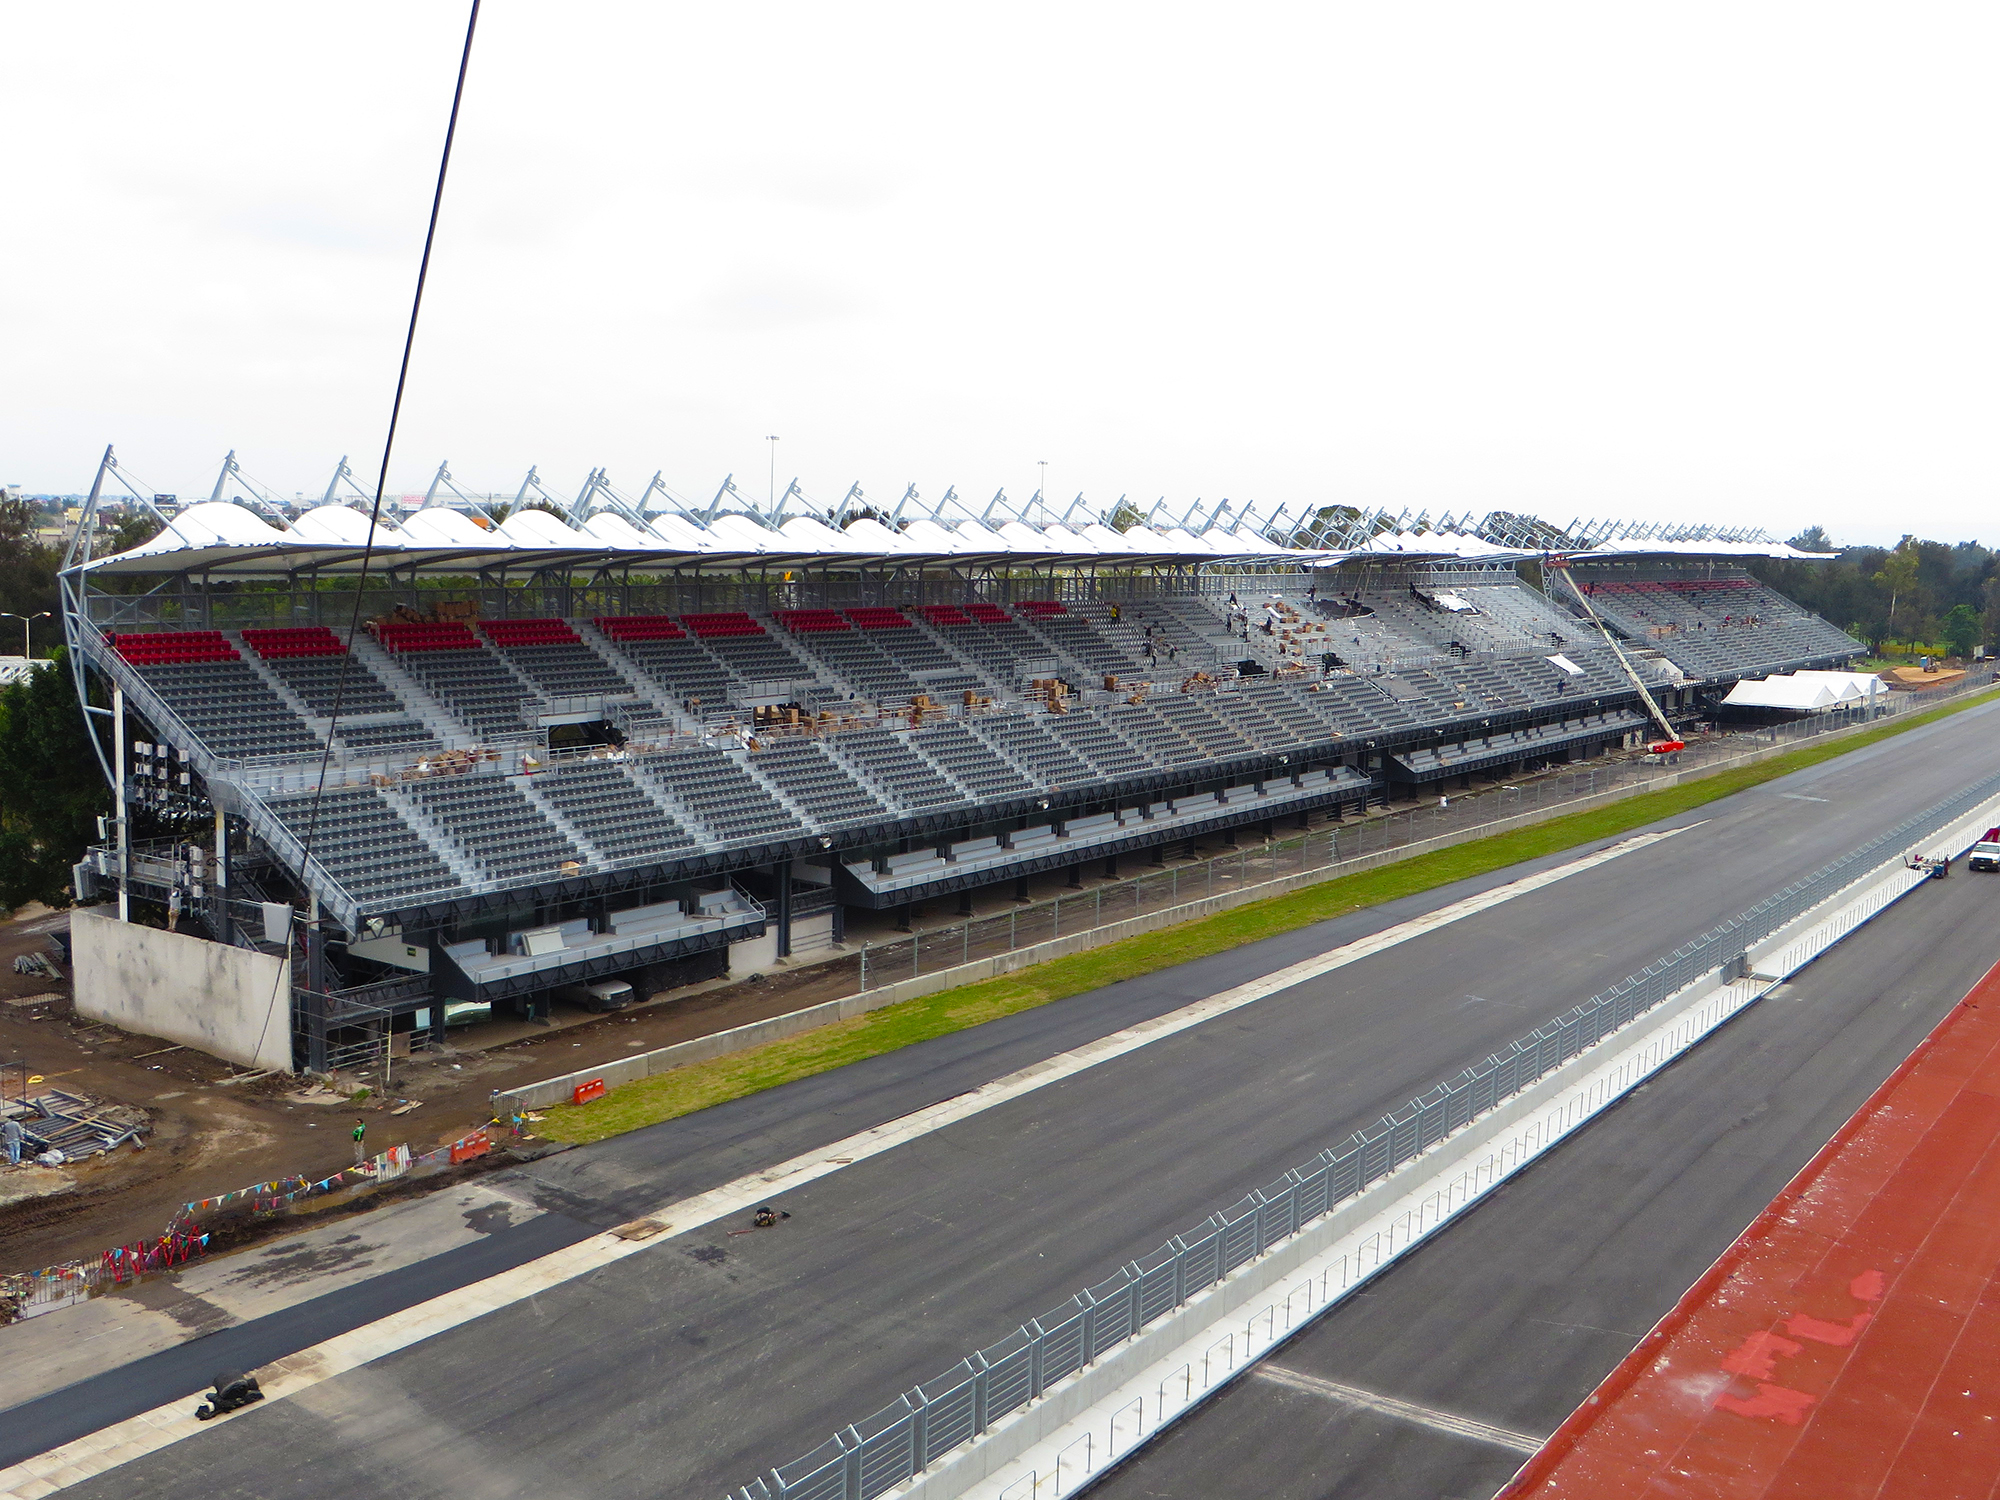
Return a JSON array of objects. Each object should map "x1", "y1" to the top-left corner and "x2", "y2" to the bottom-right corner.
[
  {"x1": 57, "y1": 448, "x2": 1838, "y2": 590},
  {"x1": 64, "y1": 500, "x2": 1354, "y2": 584}
]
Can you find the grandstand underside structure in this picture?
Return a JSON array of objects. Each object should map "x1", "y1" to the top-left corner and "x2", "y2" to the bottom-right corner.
[{"x1": 59, "y1": 493, "x2": 1861, "y2": 1072}]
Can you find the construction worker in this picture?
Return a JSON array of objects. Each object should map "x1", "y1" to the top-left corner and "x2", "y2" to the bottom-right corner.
[
  {"x1": 351, "y1": 1117, "x2": 367, "y2": 1165},
  {"x1": 3, "y1": 1115, "x2": 22, "y2": 1167}
]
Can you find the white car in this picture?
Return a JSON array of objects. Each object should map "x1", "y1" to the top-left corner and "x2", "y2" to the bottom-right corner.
[{"x1": 558, "y1": 978, "x2": 636, "y2": 1012}]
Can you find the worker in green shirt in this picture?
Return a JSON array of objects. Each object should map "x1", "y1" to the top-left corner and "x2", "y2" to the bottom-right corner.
[{"x1": 352, "y1": 1117, "x2": 366, "y2": 1165}]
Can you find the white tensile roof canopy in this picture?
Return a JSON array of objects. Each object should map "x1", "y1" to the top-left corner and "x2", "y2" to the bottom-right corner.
[{"x1": 64, "y1": 462, "x2": 1837, "y2": 580}]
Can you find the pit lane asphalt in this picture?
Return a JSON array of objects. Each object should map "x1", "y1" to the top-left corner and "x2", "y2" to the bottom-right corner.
[{"x1": 23, "y1": 696, "x2": 2000, "y2": 1499}]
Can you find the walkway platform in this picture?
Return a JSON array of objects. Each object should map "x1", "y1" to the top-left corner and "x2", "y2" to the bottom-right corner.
[{"x1": 1502, "y1": 957, "x2": 2000, "y2": 1499}]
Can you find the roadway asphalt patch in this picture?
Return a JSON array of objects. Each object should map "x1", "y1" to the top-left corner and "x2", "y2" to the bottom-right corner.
[{"x1": 231, "y1": 1234, "x2": 376, "y2": 1290}]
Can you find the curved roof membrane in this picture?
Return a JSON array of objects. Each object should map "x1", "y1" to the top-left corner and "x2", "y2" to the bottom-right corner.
[{"x1": 72, "y1": 493, "x2": 1831, "y2": 580}]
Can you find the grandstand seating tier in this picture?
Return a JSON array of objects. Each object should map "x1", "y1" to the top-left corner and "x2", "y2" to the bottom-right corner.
[
  {"x1": 748, "y1": 738, "x2": 894, "y2": 826},
  {"x1": 390, "y1": 646, "x2": 538, "y2": 737},
  {"x1": 402, "y1": 774, "x2": 578, "y2": 882},
  {"x1": 93, "y1": 565, "x2": 1859, "y2": 923},
  {"x1": 261, "y1": 652, "x2": 407, "y2": 719},
  {"x1": 130, "y1": 658, "x2": 323, "y2": 759},
  {"x1": 261, "y1": 786, "x2": 463, "y2": 906},
  {"x1": 536, "y1": 760, "x2": 697, "y2": 863},
  {"x1": 375, "y1": 622, "x2": 481, "y2": 652},
  {"x1": 632, "y1": 744, "x2": 802, "y2": 843}
]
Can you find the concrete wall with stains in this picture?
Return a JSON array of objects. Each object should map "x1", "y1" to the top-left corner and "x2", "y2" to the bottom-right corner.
[{"x1": 71, "y1": 908, "x2": 291, "y2": 1072}]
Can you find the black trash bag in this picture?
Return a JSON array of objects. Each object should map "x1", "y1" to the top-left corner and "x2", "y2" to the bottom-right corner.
[{"x1": 194, "y1": 1370, "x2": 264, "y2": 1421}]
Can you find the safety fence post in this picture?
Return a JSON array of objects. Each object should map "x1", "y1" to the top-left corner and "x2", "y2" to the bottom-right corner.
[
  {"x1": 963, "y1": 923, "x2": 970, "y2": 966},
  {"x1": 860, "y1": 943, "x2": 868, "y2": 991}
]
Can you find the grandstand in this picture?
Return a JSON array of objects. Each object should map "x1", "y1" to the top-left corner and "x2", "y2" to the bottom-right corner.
[{"x1": 56, "y1": 474, "x2": 1859, "y2": 1072}]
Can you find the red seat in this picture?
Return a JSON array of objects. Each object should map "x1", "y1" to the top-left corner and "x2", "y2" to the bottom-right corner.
[
  {"x1": 679, "y1": 612, "x2": 766, "y2": 638},
  {"x1": 112, "y1": 629, "x2": 240, "y2": 664},
  {"x1": 243, "y1": 627, "x2": 346, "y2": 659},
  {"x1": 593, "y1": 616, "x2": 687, "y2": 642},
  {"x1": 775, "y1": 609, "x2": 849, "y2": 633},
  {"x1": 482, "y1": 618, "x2": 581, "y2": 647},
  {"x1": 845, "y1": 608, "x2": 911, "y2": 630},
  {"x1": 375, "y1": 622, "x2": 481, "y2": 652}
]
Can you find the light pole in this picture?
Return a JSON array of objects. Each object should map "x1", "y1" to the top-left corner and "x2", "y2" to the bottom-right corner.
[
  {"x1": 1038, "y1": 460, "x2": 1047, "y2": 515},
  {"x1": 766, "y1": 436, "x2": 780, "y2": 513},
  {"x1": 0, "y1": 612, "x2": 49, "y2": 658}
]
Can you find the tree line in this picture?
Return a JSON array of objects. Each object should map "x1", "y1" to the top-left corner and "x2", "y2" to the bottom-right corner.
[
  {"x1": 1749, "y1": 528, "x2": 1997, "y2": 658},
  {"x1": 0, "y1": 501, "x2": 161, "y2": 909}
]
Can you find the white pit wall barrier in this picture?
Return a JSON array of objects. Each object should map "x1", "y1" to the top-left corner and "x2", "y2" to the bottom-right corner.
[{"x1": 902, "y1": 790, "x2": 2000, "y2": 1500}]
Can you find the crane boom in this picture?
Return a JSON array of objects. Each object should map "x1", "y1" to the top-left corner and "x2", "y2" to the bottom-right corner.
[{"x1": 1547, "y1": 558, "x2": 1685, "y2": 751}]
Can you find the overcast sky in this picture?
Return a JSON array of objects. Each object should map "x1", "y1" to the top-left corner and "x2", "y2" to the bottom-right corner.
[{"x1": 5, "y1": 3, "x2": 1994, "y2": 546}]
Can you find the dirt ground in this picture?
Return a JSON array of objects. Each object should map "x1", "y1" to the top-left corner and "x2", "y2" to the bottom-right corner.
[
  {"x1": 0, "y1": 914, "x2": 867, "y2": 1271},
  {"x1": 0, "y1": 829, "x2": 1299, "y2": 1273}
]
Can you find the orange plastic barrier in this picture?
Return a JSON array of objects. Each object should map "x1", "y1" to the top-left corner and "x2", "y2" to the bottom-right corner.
[
  {"x1": 572, "y1": 1078, "x2": 608, "y2": 1106},
  {"x1": 448, "y1": 1129, "x2": 491, "y2": 1164}
]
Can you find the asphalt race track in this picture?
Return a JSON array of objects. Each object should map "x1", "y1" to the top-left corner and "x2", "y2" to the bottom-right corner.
[
  {"x1": 14, "y1": 697, "x2": 2000, "y2": 1500},
  {"x1": 1088, "y1": 822, "x2": 2000, "y2": 1500}
]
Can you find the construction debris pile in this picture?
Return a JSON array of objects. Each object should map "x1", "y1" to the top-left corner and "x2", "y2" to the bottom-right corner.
[{"x1": 3, "y1": 1087, "x2": 151, "y2": 1167}]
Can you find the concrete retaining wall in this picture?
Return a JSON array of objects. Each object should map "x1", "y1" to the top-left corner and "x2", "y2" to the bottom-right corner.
[{"x1": 71, "y1": 908, "x2": 292, "y2": 1073}]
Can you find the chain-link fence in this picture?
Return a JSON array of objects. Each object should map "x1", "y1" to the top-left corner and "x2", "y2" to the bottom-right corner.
[
  {"x1": 735, "y1": 766, "x2": 2000, "y2": 1500},
  {"x1": 856, "y1": 675, "x2": 1999, "y2": 991}
]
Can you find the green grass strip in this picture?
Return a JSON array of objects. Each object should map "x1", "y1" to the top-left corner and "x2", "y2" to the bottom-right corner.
[{"x1": 537, "y1": 686, "x2": 2000, "y2": 1145}]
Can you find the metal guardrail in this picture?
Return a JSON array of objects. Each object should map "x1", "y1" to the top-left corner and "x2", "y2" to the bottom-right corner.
[{"x1": 732, "y1": 766, "x2": 2000, "y2": 1500}]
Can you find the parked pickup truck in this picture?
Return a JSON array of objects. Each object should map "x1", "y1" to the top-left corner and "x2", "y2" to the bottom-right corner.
[
  {"x1": 558, "y1": 978, "x2": 636, "y2": 1012},
  {"x1": 1971, "y1": 830, "x2": 2000, "y2": 873}
]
